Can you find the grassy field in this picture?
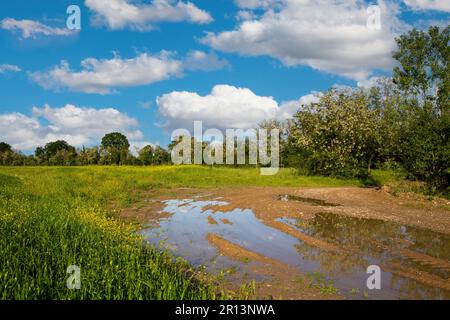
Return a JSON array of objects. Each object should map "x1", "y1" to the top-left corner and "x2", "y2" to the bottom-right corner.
[{"x1": 0, "y1": 166, "x2": 362, "y2": 299}]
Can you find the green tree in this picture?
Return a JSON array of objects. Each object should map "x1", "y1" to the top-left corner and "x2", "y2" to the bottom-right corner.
[
  {"x1": 393, "y1": 25, "x2": 450, "y2": 189},
  {"x1": 138, "y1": 145, "x2": 154, "y2": 165},
  {"x1": 35, "y1": 140, "x2": 77, "y2": 165},
  {"x1": 100, "y1": 132, "x2": 130, "y2": 165},
  {"x1": 367, "y1": 78, "x2": 405, "y2": 168},
  {"x1": 0, "y1": 142, "x2": 12, "y2": 154},
  {"x1": 152, "y1": 146, "x2": 170, "y2": 165},
  {"x1": 0, "y1": 142, "x2": 14, "y2": 165},
  {"x1": 78, "y1": 147, "x2": 100, "y2": 165},
  {"x1": 291, "y1": 89, "x2": 381, "y2": 178}
]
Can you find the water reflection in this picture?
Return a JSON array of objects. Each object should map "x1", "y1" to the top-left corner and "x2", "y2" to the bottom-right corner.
[
  {"x1": 281, "y1": 213, "x2": 450, "y2": 299},
  {"x1": 141, "y1": 199, "x2": 450, "y2": 299}
]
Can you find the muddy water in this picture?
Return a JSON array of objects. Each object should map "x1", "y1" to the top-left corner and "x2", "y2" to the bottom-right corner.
[{"x1": 141, "y1": 199, "x2": 450, "y2": 300}]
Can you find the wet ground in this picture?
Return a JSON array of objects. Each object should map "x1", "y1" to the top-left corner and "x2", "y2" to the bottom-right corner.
[{"x1": 134, "y1": 187, "x2": 450, "y2": 300}]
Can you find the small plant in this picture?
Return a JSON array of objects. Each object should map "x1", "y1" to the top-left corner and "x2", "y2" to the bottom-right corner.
[
  {"x1": 350, "y1": 288, "x2": 360, "y2": 295},
  {"x1": 306, "y1": 271, "x2": 338, "y2": 295}
]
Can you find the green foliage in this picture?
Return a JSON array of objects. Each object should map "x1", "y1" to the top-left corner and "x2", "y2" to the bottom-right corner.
[
  {"x1": 100, "y1": 132, "x2": 131, "y2": 165},
  {"x1": 101, "y1": 132, "x2": 130, "y2": 150},
  {"x1": 393, "y1": 25, "x2": 449, "y2": 190},
  {"x1": 152, "y1": 146, "x2": 170, "y2": 165},
  {"x1": 0, "y1": 142, "x2": 12, "y2": 154},
  {"x1": 291, "y1": 89, "x2": 381, "y2": 178},
  {"x1": 34, "y1": 140, "x2": 77, "y2": 166},
  {"x1": 138, "y1": 145, "x2": 154, "y2": 165},
  {"x1": 78, "y1": 147, "x2": 100, "y2": 165}
]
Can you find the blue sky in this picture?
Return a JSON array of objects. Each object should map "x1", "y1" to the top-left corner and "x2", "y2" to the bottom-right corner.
[{"x1": 0, "y1": 0, "x2": 448, "y2": 153}]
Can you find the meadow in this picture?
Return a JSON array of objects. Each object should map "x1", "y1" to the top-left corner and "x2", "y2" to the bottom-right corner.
[{"x1": 0, "y1": 166, "x2": 365, "y2": 299}]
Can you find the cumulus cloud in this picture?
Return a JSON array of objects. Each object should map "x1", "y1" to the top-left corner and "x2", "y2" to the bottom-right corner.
[
  {"x1": 235, "y1": 0, "x2": 282, "y2": 10},
  {"x1": 202, "y1": 0, "x2": 405, "y2": 81},
  {"x1": 156, "y1": 84, "x2": 318, "y2": 131},
  {"x1": 85, "y1": 0, "x2": 212, "y2": 30},
  {"x1": 0, "y1": 64, "x2": 21, "y2": 74},
  {"x1": 30, "y1": 50, "x2": 227, "y2": 94},
  {"x1": 0, "y1": 18, "x2": 74, "y2": 39},
  {"x1": 276, "y1": 94, "x2": 322, "y2": 119},
  {"x1": 30, "y1": 52, "x2": 183, "y2": 94},
  {"x1": 404, "y1": 0, "x2": 450, "y2": 12},
  {"x1": 184, "y1": 50, "x2": 229, "y2": 71},
  {"x1": 0, "y1": 104, "x2": 148, "y2": 151}
]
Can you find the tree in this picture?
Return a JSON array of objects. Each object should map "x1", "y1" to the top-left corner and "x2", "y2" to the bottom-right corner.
[
  {"x1": 78, "y1": 147, "x2": 100, "y2": 165},
  {"x1": 35, "y1": 140, "x2": 77, "y2": 165},
  {"x1": 101, "y1": 132, "x2": 130, "y2": 150},
  {"x1": 0, "y1": 142, "x2": 12, "y2": 154},
  {"x1": 100, "y1": 132, "x2": 130, "y2": 165},
  {"x1": 367, "y1": 78, "x2": 405, "y2": 167},
  {"x1": 393, "y1": 25, "x2": 449, "y2": 111},
  {"x1": 152, "y1": 146, "x2": 170, "y2": 165},
  {"x1": 393, "y1": 25, "x2": 450, "y2": 189},
  {"x1": 138, "y1": 145, "x2": 154, "y2": 165},
  {"x1": 291, "y1": 88, "x2": 381, "y2": 178}
]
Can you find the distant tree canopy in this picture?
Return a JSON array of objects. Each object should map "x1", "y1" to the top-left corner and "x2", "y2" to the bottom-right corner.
[
  {"x1": 138, "y1": 145, "x2": 154, "y2": 165},
  {"x1": 0, "y1": 142, "x2": 12, "y2": 154},
  {"x1": 34, "y1": 140, "x2": 77, "y2": 166},
  {"x1": 101, "y1": 132, "x2": 130, "y2": 150},
  {"x1": 0, "y1": 132, "x2": 171, "y2": 167},
  {"x1": 100, "y1": 132, "x2": 131, "y2": 165}
]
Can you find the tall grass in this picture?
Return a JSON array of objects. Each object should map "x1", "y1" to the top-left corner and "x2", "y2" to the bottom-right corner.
[
  {"x1": 0, "y1": 169, "x2": 217, "y2": 299},
  {"x1": 0, "y1": 166, "x2": 360, "y2": 299}
]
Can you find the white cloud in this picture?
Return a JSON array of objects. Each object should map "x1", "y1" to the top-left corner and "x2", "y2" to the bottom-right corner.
[
  {"x1": 404, "y1": 0, "x2": 450, "y2": 12},
  {"x1": 0, "y1": 64, "x2": 21, "y2": 74},
  {"x1": 156, "y1": 84, "x2": 318, "y2": 130},
  {"x1": 276, "y1": 94, "x2": 322, "y2": 119},
  {"x1": 357, "y1": 75, "x2": 386, "y2": 88},
  {"x1": 184, "y1": 51, "x2": 229, "y2": 71},
  {"x1": 30, "y1": 50, "x2": 227, "y2": 94},
  {"x1": 0, "y1": 104, "x2": 148, "y2": 151},
  {"x1": 235, "y1": 0, "x2": 281, "y2": 10},
  {"x1": 0, "y1": 18, "x2": 74, "y2": 39},
  {"x1": 85, "y1": 0, "x2": 212, "y2": 30},
  {"x1": 30, "y1": 52, "x2": 183, "y2": 94},
  {"x1": 202, "y1": 0, "x2": 405, "y2": 81}
]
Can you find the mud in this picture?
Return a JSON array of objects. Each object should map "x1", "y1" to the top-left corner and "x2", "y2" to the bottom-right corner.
[{"x1": 129, "y1": 186, "x2": 450, "y2": 299}]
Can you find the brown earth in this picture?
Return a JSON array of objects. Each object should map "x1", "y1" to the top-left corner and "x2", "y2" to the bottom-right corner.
[
  {"x1": 202, "y1": 186, "x2": 450, "y2": 235},
  {"x1": 120, "y1": 186, "x2": 450, "y2": 299},
  {"x1": 207, "y1": 233, "x2": 341, "y2": 299}
]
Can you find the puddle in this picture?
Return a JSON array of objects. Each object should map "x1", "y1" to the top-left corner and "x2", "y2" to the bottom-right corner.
[
  {"x1": 141, "y1": 199, "x2": 450, "y2": 300},
  {"x1": 140, "y1": 199, "x2": 295, "y2": 281},
  {"x1": 279, "y1": 213, "x2": 450, "y2": 299},
  {"x1": 278, "y1": 194, "x2": 340, "y2": 207}
]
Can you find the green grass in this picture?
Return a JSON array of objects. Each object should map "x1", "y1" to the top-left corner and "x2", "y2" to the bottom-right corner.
[{"x1": 0, "y1": 166, "x2": 360, "y2": 299}]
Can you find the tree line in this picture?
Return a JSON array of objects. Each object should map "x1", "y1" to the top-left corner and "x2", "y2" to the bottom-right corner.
[
  {"x1": 0, "y1": 132, "x2": 170, "y2": 166},
  {"x1": 0, "y1": 26, "x2": 448, "y2": 191}
]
